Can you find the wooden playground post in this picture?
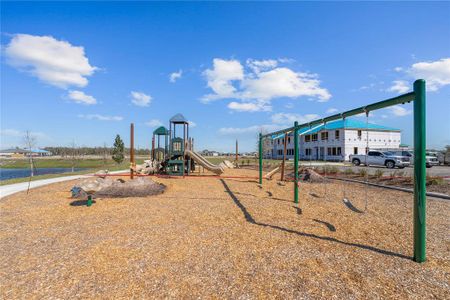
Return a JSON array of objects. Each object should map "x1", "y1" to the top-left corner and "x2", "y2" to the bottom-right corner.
[
  {"x1": 280, "y1": 132, "x2": 287, "y2": 181},
  {"x1": 151, "y1": 135, "x2": 155, "y2": 160},
  {"x1": 130, "y1": 123, "x2": 135, "y2": 179}
]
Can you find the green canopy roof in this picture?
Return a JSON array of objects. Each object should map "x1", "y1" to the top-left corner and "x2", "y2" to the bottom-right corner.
[
  {"x1": 153, "y1": 126, "x2": 169, "y2": 135},
  {"x1": 169, "y1": 113, "x2": 188, "y2": 124}
]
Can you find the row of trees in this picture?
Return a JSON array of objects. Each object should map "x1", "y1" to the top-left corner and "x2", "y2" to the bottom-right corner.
[{"x1": 43, "y1": 138, "x2": 150, "y2": 157}]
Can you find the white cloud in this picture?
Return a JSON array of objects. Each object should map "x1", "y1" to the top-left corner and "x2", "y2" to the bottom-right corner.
[
  {"x1": 241, "y1": 68, "x2": 331, "y2": 102},
  {"x1": 4, "y1": 34, "x2": 97, "y2": 89},
  {"x1": 388, "y1": 105, "x2": 411, "y2": 117},
  {"x1": 219, "y1": 112, "x2": 320, "y2": 136},
  {"x1": 271, "y1": 113, "x2": 320, "y2": 125},
  {"x1": 228, "y1": 101, "x2": 271, "y2": 112},
  {"x1": 67, "y1": 90, "x2": 97, "y2": 105},
  {"x1": 391, "y1": 58, "x2": 450, "y2": 92},
  {"x1": 202, "y1": 58, "x2": 244, "y2": 102},
  {"x1": 78, "y1": 114, "x2": 123, "y2": 121},
  {"x1": 408, "y1": 58, "x2": 450, "y2": 91},
  {"x1": 145, "y1": 119, "x2": 163, "y2": 127},
  {"x1": 202, "y1": 58, "x2": 331, "y2": 109},
  {"x1": 130, "y1": 91, "x2": 152, "y2": 107},
  {"x1": 0, "y1": 129, "x2": 49, "y2": 142},
  {"x1": 246, "y1": 59, "x2": 278, "y2": 73},
  {"x1": 284, "y1": 103, "x2": 294, "y2": 109},
  {"x1": 387, "y1": 80, "x2": 410, "y2": 94},
  {"x1": 326, "y1": 107, "x2": 339, "y2": 114},
  {"x1": 169, "y1": 70, "x2": 183, "y2": 83},
  {"x1": 0, "y1": 129, "x2": 23, "y2": 137},
  {"x1": 188, "y1": 121, "x2": 197, "y2": 128},
  {"x1": 218, "y1": 124, "x2": 283, "y2": 136}
]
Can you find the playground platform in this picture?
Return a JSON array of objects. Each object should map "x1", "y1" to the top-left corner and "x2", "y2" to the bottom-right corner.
[{"x1": 1, "y1": 168, "x2": 449, "y2": 298}]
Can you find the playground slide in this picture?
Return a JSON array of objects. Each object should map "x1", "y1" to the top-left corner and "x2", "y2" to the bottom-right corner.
[{"x1": 185, "y1": 150, "x2": 224, "y2": 175}]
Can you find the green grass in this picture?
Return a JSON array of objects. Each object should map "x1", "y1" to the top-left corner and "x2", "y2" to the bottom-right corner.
[
  {"x1": 0, "y1": 158, "x2": 144, "y2": 186},
  {"x1": 0, "y1": 158, "x2": 145, "y2": 169}
]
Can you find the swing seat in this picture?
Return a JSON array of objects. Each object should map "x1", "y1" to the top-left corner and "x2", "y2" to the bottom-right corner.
[{"x1": 343, "y1": 198, "x2": 365, "y2": 214}]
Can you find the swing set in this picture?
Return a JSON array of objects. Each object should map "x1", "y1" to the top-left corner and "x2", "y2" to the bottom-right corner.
[{"x1": 258, "y1": 79, "x2": 427, "y2": 263}]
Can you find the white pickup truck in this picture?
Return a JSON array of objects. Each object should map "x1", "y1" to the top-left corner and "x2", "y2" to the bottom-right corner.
[{"x1": 349, "y1": 150, "x2": 410, "y2": 169}]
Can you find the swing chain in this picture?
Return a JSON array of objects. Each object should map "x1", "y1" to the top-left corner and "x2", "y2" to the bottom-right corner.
[{"x1": 364, "y1": 108, "x2": 369, "y2": 211}]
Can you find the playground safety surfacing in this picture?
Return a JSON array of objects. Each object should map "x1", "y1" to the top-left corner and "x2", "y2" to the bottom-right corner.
[{"x1": 1, "y1": 169, "x2": 449, "y2": 298}]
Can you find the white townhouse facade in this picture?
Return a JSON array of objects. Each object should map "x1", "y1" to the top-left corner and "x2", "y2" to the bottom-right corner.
[{"x1": 264, "y1": 119, "x2": 402, "y2": 161}]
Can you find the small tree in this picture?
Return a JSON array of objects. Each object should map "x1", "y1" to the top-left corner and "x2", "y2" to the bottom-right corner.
[
  {"x1": 23, "y1": 130, "x2": 36, "y2": 194},
  {"x1": 70, "y1": 141, "x2": 78, "y2": 172},
  {"x1": 23, "y1": 131, "x2": 36, "y2": 177},
  {"x1": 102, "y1": 142, "x2": 108, "y2": 167},
  {"x1": 112, "y1": 134, "x2": 125, "y2": 164}
]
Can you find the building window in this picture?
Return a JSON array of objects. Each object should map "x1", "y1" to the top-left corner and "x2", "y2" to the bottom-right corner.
[
  {"x1": 332, "y1": 147, "x2": 337, "y2": 156},
  {"x1": 305, "y1": 135, "x2": 310, "y2": 142},
  {"x1": 277, "y1": 139, "x2": 280, "y2": 145},
  {"x1": 321, "y1": 132, "x2": 328, "y2": 141},
  {"x1": 288, "y1": 137, "x2": 291, "y2": 144},
  {"x1": 353, "y1": 147, "x2": 358, "y2": 155},
  {"x1": 305, "y1": 148, "x2": 311, "y2": 156},
  {"x1": 312, "y1": 134, "x2": 318, "y2": 142},
  {"x1": 327, "y1": 147, "x2": 332, "y2": 156},
  {"x1": 337, "y1": 147, "x2": 342, "y2": 155},
  {"x1": 357, "y1": 130, "x2": 362, "y2": 139},
  {"x1": 335, "y1": 130, "x2": 340, "y2": 140}
]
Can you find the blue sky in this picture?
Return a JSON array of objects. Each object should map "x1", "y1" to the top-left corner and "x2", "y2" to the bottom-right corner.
[{"x1": 1, "y1": 2, "x2": 449, "y2": 152}]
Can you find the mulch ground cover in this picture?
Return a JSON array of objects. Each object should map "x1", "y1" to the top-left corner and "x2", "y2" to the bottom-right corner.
[{"x1": 1, "y1": 168, "x2": 449, "y2": 299}]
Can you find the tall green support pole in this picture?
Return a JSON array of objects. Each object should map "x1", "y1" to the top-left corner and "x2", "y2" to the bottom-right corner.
[
  {"x1": 258, "y1": 133, "x2": 262, "y2": 184},
  {"x1": 413, "y1": 79, "x2": 426, "y2": 263},
  {"x1": 294, "y1": 121, "x2": 299, "y2": 204},
  {"x1": 258, "y1": 133, "x2": 263, "y2": 184}
]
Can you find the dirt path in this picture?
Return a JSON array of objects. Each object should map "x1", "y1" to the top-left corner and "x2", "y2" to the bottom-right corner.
[{"x1": 1, "y1": 169, "x2": 449, "y2": 298}]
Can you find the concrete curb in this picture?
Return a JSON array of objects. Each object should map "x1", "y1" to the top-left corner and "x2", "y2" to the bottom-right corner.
[{"x1": 327, "y1": 176, "x2": 450, "y2": 200}]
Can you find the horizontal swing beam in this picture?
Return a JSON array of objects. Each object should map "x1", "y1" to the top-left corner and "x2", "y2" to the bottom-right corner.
[
  {"x1": 257, "y1": 79, "x2": 426, "y2": 263},
  {"x1": 261, "y1": 91, "x2": 415, "y2": 139}
]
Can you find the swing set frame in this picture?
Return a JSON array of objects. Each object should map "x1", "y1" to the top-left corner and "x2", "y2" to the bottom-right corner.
[{"x1": 258, "y1": 79, "x2": 427, "y2": 263}]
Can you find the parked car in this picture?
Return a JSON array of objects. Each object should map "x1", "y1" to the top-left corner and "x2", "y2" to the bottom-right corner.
[
  {"x1": 349, "y1": 151, "x2": 410, "y2": 169},
  {"x1": 388, "y1": 150, "x2": 440, "y2": 168},
  {"x1": 424, "y1": 152, "x2": 440, "y2": 168}
]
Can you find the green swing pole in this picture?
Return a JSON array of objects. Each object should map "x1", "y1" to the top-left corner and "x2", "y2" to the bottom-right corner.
[
  {"x1": 259, "y1": 133, "x2": 263, "y2": 184},
  {"x1": 294, "y1": 121, "x2": 299, "y2": 204},
  {"x1": 413, "y1": 79, "x2": 426, "y2": 263}
]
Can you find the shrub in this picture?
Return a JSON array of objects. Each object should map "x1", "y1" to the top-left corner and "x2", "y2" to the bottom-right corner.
[
  {"x1": 374, "y1": 169, "x2": 384, "y2": 179},
  {"x1": 328, "y1": 166, "x2": 339, "y2": 174},
  {"x1": 344, "y1": 168, "x2": 354, "y2": 175},
  {"x1": 396, "y1": 171, "x2": 405, "y2": 177},
  {"x1": 358, "y1": 168, "x2": 368, "y2": 177},
  {"x1": 427, "y1": 176, "x2": 444, "y2": 186}
]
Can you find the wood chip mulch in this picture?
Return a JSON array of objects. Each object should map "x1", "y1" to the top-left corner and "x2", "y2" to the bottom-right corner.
[{"x1": 1, "y1": 169, "x2": 449, "y2": 299}]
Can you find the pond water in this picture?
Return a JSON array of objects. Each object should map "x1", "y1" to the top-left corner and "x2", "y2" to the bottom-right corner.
[{"x1": 0, "y1": 168, "x2": 88, "y2": 181}]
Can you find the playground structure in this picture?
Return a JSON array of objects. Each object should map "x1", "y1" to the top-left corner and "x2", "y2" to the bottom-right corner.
[
  {"x1": 258, "y1": 79, "x2": 427, "y2": 263},
  {"x1": 4, "y1": 80, "x2": 450, "y2": 299},
  {"x1": 132, "y1": 113, "x2": 224, "y2": 177}
]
